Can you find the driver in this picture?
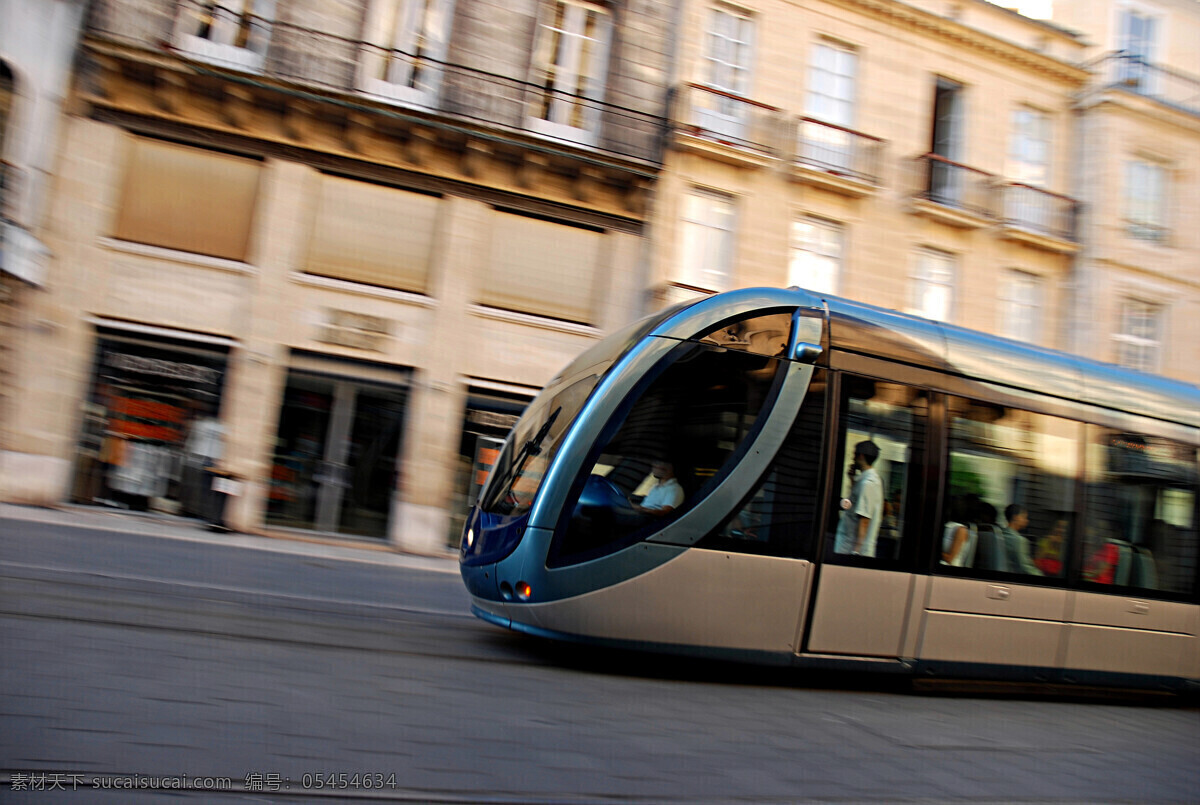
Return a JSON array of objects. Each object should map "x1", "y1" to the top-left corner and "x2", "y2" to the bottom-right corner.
[{"x1": 632, "y1": 461, "x2": 684, "y2": 517}]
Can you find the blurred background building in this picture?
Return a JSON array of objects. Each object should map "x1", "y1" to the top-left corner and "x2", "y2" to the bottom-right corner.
[
  {"x1": 0, "y1": 0, "x2": 1197, "y2": 552},
  {"x1": 1053, "y1": 0, "x2": 1200, "y2": 375},
  {"x1": 0, "y1": 0, "x2": 88, "y2": 497},
  {"x1": 653, "y1": 0, "x2": 1198, "y2": 380},
  {"x1": 0, "y1": 0, "x2": 676, "y2": 551}
]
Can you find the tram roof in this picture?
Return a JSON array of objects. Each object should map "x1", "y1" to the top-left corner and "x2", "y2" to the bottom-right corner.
[{"x1": 816, "y1": 292, "x2": 1200, "y2": 429}]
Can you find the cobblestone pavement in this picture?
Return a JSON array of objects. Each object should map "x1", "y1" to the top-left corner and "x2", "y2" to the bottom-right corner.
[{"x1": 2, "y1": 506, "x2": 1199, "y2": 803}]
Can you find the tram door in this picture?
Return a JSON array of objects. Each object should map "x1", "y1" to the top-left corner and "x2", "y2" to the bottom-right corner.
[{"x1": 804, "y1": 375, "x2": 927, "y2": 658}]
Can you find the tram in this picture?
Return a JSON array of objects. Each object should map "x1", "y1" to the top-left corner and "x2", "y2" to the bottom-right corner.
[{"x1": 459, "y1": 287, "x2": 1200, "y2": 691}]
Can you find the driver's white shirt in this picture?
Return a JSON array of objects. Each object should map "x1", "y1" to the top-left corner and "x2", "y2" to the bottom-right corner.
[{"x1": 642, "y1": 478, "x2": 684, "y2": 511}]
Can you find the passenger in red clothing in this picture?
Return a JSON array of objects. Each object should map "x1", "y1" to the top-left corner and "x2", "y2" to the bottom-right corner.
[{"x1": 1083, "y1": 540, "x2": 1120, "y2": 584}]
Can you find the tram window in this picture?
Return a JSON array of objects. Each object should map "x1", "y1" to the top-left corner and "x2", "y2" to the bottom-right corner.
[
  {"x1": 480, "y1": 373, "x2": 600, "y2": 517},
  {"x1": 1083, "y1": 428, "x2": 1198, "y2": 596},
  {"x1": 699, "y1": 369, "x2": 828, "y2": 558},
  {"x1": 827, "y1": 375, "x2": 927, "y2": 563},
  {"x1": 551, "y1": 338, "x2": 785, "y2": 565},
  {"x1": 940, "y1": 400, "x2": 1080, "y2": 581}
]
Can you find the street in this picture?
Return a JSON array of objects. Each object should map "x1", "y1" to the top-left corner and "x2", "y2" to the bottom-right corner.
[{"x1": 2, "y1": 505, "x2": 1198, "y2": 803}]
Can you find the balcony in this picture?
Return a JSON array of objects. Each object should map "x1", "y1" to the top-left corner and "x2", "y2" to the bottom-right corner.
[
  {"x1": 86, "y1": 2, "x2": 667, "y2": 167},
  {"x1": 910, "y1": 154, "x2": 995, "y2": 228},
  {"x1": 997, "y1": 183, "x2": 1079, "y2": 253},
  {"x1": 1088, "y1": 52, "x2": 1200, "y2": 118},
  {"x1": 672, "y1": 83, "x2": 781, "y2": 168},
  {"x1": 792, "y1": 117, "x2": 883, "y2": 196}
]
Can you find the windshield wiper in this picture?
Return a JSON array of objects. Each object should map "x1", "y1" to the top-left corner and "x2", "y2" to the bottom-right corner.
[
  {"x1": 510, "y1": 407, "x2": 560, "y2": 474},
  {"x1": 486, "y1": 407, "x2": 562, "y2": 514}
]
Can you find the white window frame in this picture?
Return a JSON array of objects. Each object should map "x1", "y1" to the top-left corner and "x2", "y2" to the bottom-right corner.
[
  {"x1": 1114, "y1": 298, "x2": 1163, "y2": 372},
  {"x1": 910, "y1": 247, "x2": 956, "y2": 322},
  {"x1": 704, "y1": 5, "x2": 755, "y2": 97},
  {"x1": 676, "y1": 188, "x2": 737, "y2": 292},
  {"x1": 788, "y1": 216, "x2": 843, "y2": 296},
  {"x1": 358, "y1": 0, "x2": 458, "y2": 108},
  {"x1": 526, "y1": 0, "x2": 613, "y2": 147},
  {"x1": 1115, "y1": 1, "x2": 1163, "y2": 91},
  {"x1": 801, "y1": 41, "x2": 858, "y2": 173},
  {"x1": 806, "y1": 41, "x2": 856, "y2": 128},
  {"x1": 1124, "y1": 158, "x2": 1168, "y2": 243},
  {"x1": 1000, "y1": 270, "x2": 1043, "y2": 344},
  {"x1": 1008, "y1": 106, "x2": 1050, "y2": 187},
  {"x1": 1004, "y1": 106, "x2": 1054, "y2": 231},
  {"x1": 693, "y1": 4, "x2": 756, "y2": 141},
  {"x1": 173, "y1": 0, "x2": 277, "y2": 72}
]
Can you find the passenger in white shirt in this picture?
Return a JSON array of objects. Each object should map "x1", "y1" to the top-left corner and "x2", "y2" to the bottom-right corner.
[
  {"x1": 834, "y1": 440, "x2": 884, "y2": 557},
  {"x1": 633, "y1": 461, "x2": 685, "y2": 517}
]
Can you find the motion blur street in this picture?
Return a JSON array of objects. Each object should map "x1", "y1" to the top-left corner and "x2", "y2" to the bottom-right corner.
[{"x1": 2, "y1": 504, "x2": 1197, "y2": 803}]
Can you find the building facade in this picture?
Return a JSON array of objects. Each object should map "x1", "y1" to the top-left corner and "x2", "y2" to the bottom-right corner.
[
  {"x1": 1052, "y1": 0, "x2": 1200, "y2": 379},
  {"x1": 5, "y1": 0, "x2": 1198, "y2": 552},
  {"x1": 0, "y1": 0, "x2": 88, "y2": 485},
  {"x1": 1, "y1": 0, "x2": 677, "y2": 552},
  {"x1": 647, "y1": 0, "x2": 1200, "y2": 385},
  {"x1": 649, "y1": 0, "x2": 1092, "y2": 352}
]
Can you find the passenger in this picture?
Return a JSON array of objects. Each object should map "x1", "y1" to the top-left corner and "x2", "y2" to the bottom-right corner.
[
  {"x1": 834, "y1": 440, "x2": 884, "y2": 558},
  {"x1": 1034, "y1": 519, "x2": 1068, "y2": 576},
  {"x1": 1082, "y1": 530, "x2": 1119, "y2": 584},
  {"x1": 632, "y1": 460, "x2": 685, "y2": 518},
  {"x1": 1000, "y1": 504, "x2": 1042, "y2": 576},
  {"x1": 941, "y1": 495, "x2": 977, "y2": 567}
]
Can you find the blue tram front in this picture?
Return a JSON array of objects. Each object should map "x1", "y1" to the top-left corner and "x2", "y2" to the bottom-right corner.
[{"x1": 459, "y1": 288, "x2": 830, "y2": 660}]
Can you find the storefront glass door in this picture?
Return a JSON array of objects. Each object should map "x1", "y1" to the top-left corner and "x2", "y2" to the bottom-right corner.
[{"x1": 267, "y1": 371, "x2": 406, "y2": 539}]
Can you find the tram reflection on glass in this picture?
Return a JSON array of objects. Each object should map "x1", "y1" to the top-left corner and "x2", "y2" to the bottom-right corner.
[{"x1": 459, "y1": 287, "x2": 1200, "y2": 691}]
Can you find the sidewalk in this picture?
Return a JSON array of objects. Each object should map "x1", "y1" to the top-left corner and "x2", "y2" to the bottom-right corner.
[{"x1": 0, "y1": 502, "x2": 461, "y2": 575}]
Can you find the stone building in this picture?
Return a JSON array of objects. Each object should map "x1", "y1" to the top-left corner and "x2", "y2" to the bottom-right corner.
[
  {"x1": 1, "y1": 0, "x2": 677, "y2": 551},
  {"x1": 647, "y1": 0, "x2": 1199, "y2": 384},
  {"x1": 0, "y1": 0, "x2": 88, "y2": 487},
  {"x1": 1051, "y1": 0, "x2": 1200, "y2": 378},
  {"x1": 648, "y1": 0, "x2": 1093, "y2": 352},
  {"x1": 5, "y1": 0, "x2": 1198, "y2": 553}
]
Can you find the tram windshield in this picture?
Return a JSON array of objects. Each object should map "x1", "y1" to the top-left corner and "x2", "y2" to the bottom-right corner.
[
  {"x1": 479, "y1": 306, "x2": 689, "y2": 517},
  {"x1": 552, "y1": 312, "x2": 794, "y2": 564}
]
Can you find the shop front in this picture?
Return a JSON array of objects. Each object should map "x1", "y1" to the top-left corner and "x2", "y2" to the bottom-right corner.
[
  {"x1": 266, "y1": 356, "x2": 409, "y2": 540},
  {"x1": 72, "y1": 325, "x2": 229, "y2": 515}
]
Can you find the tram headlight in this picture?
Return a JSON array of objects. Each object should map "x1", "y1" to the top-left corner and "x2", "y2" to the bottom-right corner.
[
  {"x1": 465, "y1": 527, "x2": 475, "y2": 549},
  {"x1": 515, "y1": 581, "x2": 532, "y2": 601}
]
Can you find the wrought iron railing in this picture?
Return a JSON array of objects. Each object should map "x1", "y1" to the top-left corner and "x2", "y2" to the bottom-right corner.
[
  {"x1": 1088, "y1": 51, "x2": 1200, "y2": 117},
  {"x1": 914, "y1": 153, "x2": 995, "y2": 219},
  {"x1": 86, "y1": 0, "x2": 668, "y2": 165},
  {"x1": 999, "y1": 183, "x2": 1078, "y2": 242},
  {"x1": 794, "y1": 116, "x2": 883, "y2": 185},
  {"x1": 675, "y1": 83, "x2": 781, "y2": 156}
]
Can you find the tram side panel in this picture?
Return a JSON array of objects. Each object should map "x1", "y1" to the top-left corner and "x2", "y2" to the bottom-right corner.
[{"x1": 522, "y1": 552, "x2": 814, "y2": 655}]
